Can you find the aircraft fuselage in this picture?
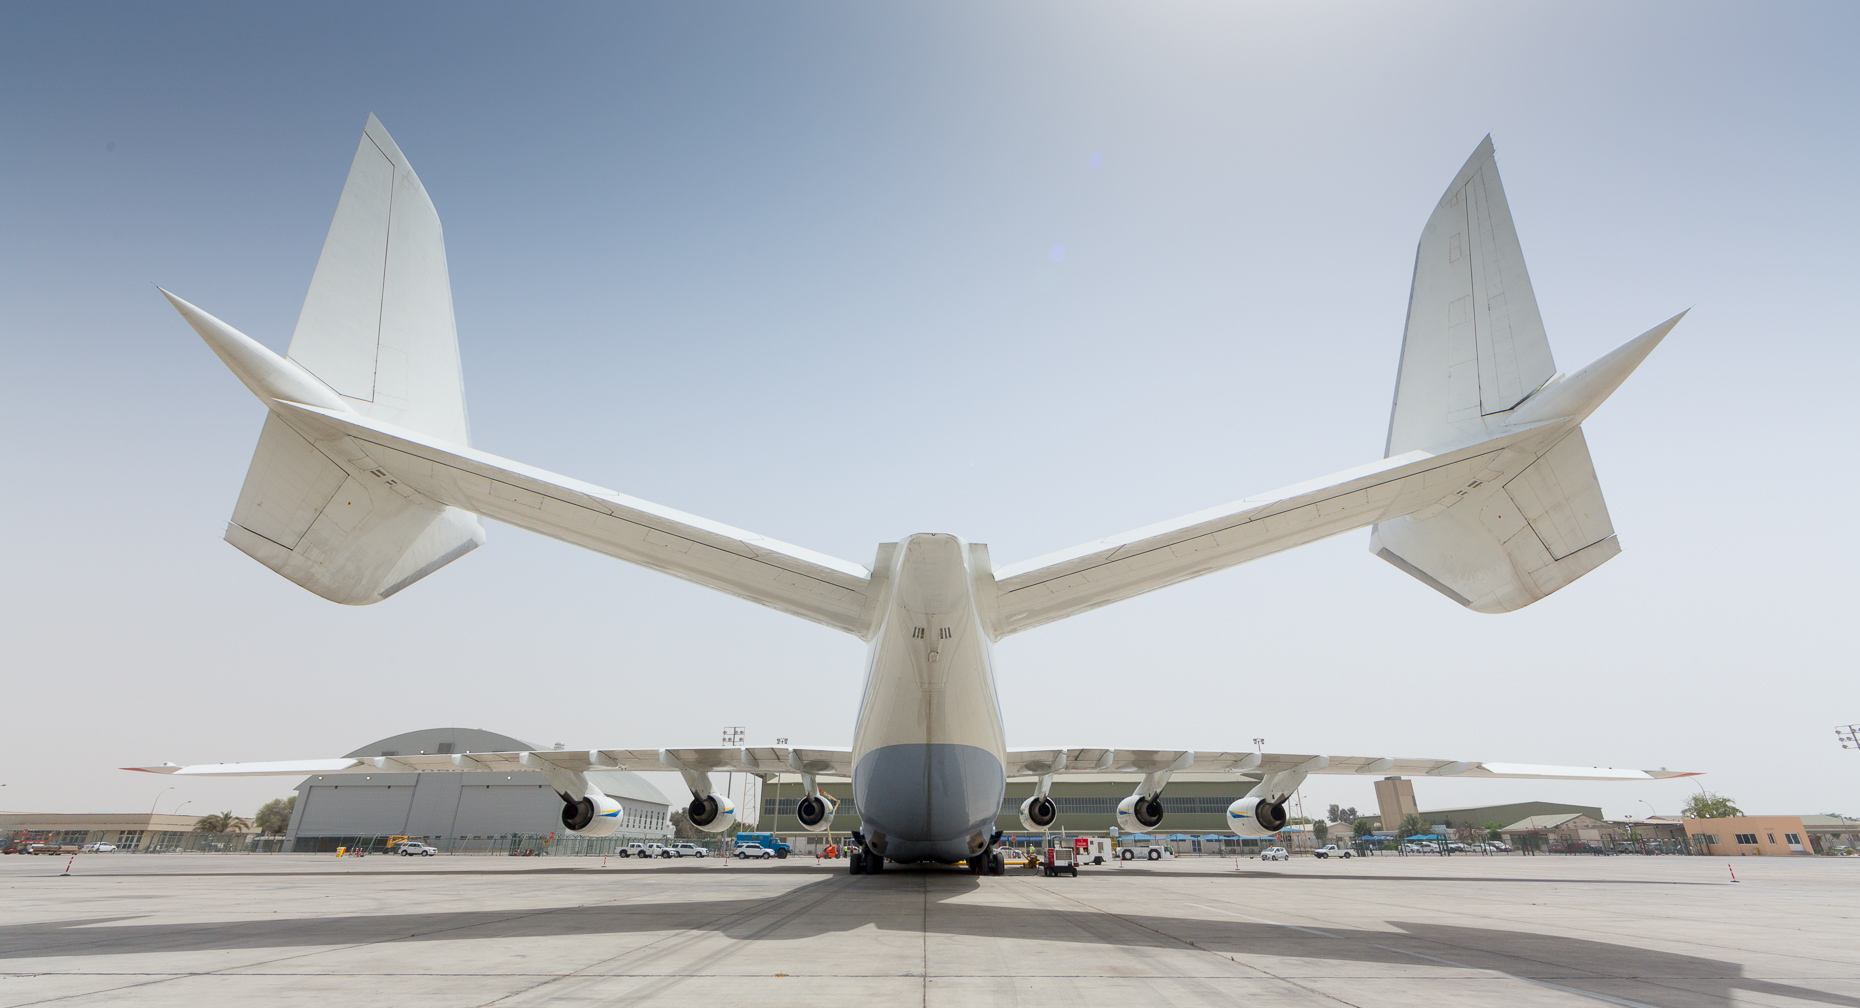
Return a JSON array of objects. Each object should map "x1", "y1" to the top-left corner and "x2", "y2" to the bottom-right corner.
[{"x1": 851, "y1": 533, "x2": 1007, "y2": 863}]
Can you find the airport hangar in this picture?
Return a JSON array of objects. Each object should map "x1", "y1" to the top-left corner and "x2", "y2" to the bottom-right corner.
[{"x1": 283, "y1": 728, "x2": 674, "y2": 852}]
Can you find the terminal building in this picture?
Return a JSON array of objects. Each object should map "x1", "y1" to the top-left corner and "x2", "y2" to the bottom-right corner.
[{"x1": 285, "y1": 728, "x2": 674, "y2": 853}]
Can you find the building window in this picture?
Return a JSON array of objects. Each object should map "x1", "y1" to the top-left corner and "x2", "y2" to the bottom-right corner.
[
  {"x1": 1786, "y1": 833, "x2": 1802, "y2": 844},
  {"x1": 1766, "y1": 833, "x2": 1776, "y2": 844},
  {"x1": 1692, "y1": 834, "x2": 1719, "y2": 846},
  {"x1": 1735, "y1": 833, "x2": 1759, "y2": 845}
]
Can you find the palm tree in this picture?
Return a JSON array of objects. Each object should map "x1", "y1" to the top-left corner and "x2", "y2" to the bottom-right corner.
[
  {"x1": 193, "y1": 811, "x2": 250, "y2": 833},
  {"x1": 1398, "y1": 813, "x2": 1427, "y2": 838}
]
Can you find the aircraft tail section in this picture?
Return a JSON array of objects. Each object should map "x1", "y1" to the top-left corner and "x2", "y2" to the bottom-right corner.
[
  {"x1": 1371, "y1": 139, "x2": 1682, "y2": 613},
  {"x1": 166, "y1": 113, "x2": 484, "y2": 604}
]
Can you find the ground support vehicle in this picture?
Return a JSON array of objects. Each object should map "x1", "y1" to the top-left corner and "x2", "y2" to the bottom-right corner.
[
  {"x1": 28, "y1": 844, "x2": 81, "y2": 856},
  {"x1": 1043, "y1": 846, "x2": 1079, "y2": 877},
  {"x1": 1076, "y1": 837, "x2": 1112, "y2": 865},
  {"x1": 1118, "y1": 844, "x2": 1172, "y2": 861},
  {"x1": 80, "y1": 843, "x2": 118, "y2": 853},
  {"x1": 1313, "y1": 844, "x2": 1353, "y2": 859}
]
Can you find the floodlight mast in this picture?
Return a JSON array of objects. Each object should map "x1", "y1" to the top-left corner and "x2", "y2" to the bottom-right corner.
[{"x1": 1838, "y1": 725, "x2": 1859, "y2": 751}]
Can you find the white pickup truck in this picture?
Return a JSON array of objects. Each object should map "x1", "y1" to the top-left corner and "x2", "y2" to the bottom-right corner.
[
  {"x1": 624, "y1": 842, "x2": 672, "y2": 858},
  {"x1": 1312, "y1": 844, "x2": 1354, "y2": 859}
]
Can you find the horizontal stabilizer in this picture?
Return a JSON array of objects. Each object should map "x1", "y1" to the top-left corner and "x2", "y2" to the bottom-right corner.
[{"x1": 266, "y1": 399, "x2": 875, "y2": 634}]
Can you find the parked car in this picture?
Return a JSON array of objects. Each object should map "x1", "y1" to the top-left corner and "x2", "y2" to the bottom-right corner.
[
  {"x1": 1399, "y1": 842, "x2": 1437, "y2": 854},
  {"x1": 1483, "y1": 841, "x2": 1512, "y2": 852},
  {"x1": 1259, "y1": 847, "x2": 1290, "y2": 861},
  {"x1": 1312, "y1": 844, "x2": 1353, "y2": 859},
  {"x1": 733, "y1": 842, "x2": 777, "y2": 859},
  {"x1": 1118, "y1": 844, "x2": 1174, "y2": 861},
  {"x1": 395, "y1": 842, "x2": 438, "y2": 856},
  {"x1": 670, "y1": 843, "x2": 708, "y2": 858},
  {"x1": 79, "y1": 843, "x2": 118, "y2": 853}
]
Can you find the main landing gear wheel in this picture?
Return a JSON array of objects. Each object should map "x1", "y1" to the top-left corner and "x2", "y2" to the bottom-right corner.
[
  {"x1": 863, "y1": 850, "x2": 884, "y2": 874},
  {"x1": 987, "y1": 850, "x2": 1006, "y2": 876},
  {"x1": 848, "y1": 850, "x2": 865, "y2": 875}
]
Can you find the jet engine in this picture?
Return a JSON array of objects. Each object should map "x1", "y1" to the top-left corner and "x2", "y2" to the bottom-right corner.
[
  {"x1": 686, "y1": 793, "x2": 737, "y2": 833},
  {"x1": 560, "y1": 793, "x2": 623, "y2": 836},
  {"x1": 1116, "y1": 794, "x2": 1165, "y2": 833},
  {"x1": 1225, "y1": 796, "x2": 1289, "y2": 839},
  {"x1": 795, "y1": 794, "x2": 837, "y2": 831},
  {"x1": 1019, "y1": 795, "x2": 1057, "y2": 832}
]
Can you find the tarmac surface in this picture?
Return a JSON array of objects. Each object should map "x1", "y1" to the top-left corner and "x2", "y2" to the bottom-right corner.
[{"x1": 2, "y1": 852, "x2": 1856, "y2": 1007}]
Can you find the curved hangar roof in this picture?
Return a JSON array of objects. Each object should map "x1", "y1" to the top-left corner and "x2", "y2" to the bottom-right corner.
[{"x1": 339, "y1": 727, "x2": 672, "y2": 806}]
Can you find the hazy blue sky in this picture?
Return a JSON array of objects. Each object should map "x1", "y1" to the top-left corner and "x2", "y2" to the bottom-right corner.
[{"x1": 4, "y1": 2, "x2": 1856, "y2": 822}]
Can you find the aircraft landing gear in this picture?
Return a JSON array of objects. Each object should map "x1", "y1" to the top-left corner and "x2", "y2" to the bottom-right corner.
[
  {"x1": 863, "y1": 848, "x2": 883, "y2": 874},
  {"x1": 848, "y1": 849, "x2": 865, "y2": 875}
]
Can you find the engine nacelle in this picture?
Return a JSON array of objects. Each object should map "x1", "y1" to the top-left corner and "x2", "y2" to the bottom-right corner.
[
  {"x1": 1225, "y1": 796, "x2": 1289, "y2": 839},
  {"x1": 687, "y1": 793, "x2": 737, "y2": 833},
  {"x1": 1019, "y1": 795, "x2": 1057, "y2": 832},
  {"x1": 561, "y1": 793, "x2": 623, "y2": 836},
  {"x1": 795, "y1": 794, "x2": 837, "y2": 832},
  {"x1": 1115, "y1": 794, "x2": 1165, "y2": 834}
]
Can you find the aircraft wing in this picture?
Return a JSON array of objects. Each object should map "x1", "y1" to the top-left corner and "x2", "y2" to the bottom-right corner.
[
  {"x1": 263, "y1": 399, "x2": 875, "y2": 636},
  {"x1": 988, "y1": 424, "x2": 1557, "y2": 635},
  {"x1": 1005, "y1": 748, "x2": 1697, "y2": 781},
  {"x1": 126, "y1": 745, "x2": 856, "y2": 779}
]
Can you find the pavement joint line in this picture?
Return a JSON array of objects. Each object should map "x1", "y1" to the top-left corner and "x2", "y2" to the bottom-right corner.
[
  {"x1": 0, "y1": 874, "x2": 716, "y2": 1007},
  {"x1": 1187, "y1": 902, "x2": 1665, "y2": 1008},
  {"x1": 1230, "y1": 869, "x2": 1860, "y2": 971},
  {"x1": 475, "y1": 871, "x2": 857, "y2": 1007},
  {"x1": 1004, "y1": 875, "x2": 1365, "y2": 1007}
]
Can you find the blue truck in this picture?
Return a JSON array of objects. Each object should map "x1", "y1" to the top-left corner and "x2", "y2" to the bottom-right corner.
[{"x1": 732, "y1": 832, "x2": 791, "y2": 858}]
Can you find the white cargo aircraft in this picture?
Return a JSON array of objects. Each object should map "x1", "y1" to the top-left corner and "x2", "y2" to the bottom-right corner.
[{"x1": 136, "y1": 118, "x2": 1695, "y2": 873}]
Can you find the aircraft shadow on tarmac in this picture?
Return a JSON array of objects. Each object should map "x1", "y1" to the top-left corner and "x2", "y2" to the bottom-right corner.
[{"x1": 4, "y1": 873, "x2": 1853, "y2": 1008}]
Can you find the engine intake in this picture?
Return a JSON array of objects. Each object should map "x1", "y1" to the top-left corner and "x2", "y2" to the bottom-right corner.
[
  {"x1": 687, "y1": 793, "x2": 737, "y2": 833},
  {"x1": 1225, "y1": 796, "x2": 1289, "y2": 839},
  {"x1": 1116, "y1": 794, "x2": 1165, "y2": 834},
  {"x1": 561, "y1": 793, "x2": 623, "y2": 836},
  {"x1": 795, "y1": 794, "x2": 837, "y2": 831},
  {"x1": 1019, "y1": 796, "x2": 1057, "y2": 832}
]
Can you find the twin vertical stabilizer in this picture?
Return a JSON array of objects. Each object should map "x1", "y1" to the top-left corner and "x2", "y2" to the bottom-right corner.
[
  {"x1": 1372, "y1": 138, "x2": 1678, "y2": 613},
  {"x1": 166, "y1": 116, "x2": 482, "y2": 604}
]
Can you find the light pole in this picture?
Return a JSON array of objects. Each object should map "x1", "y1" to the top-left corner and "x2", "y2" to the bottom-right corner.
[
  {"x1": 774, "y1": 738, "x2": 788, "y2": 842},
  {"x1": 150, "y1": 787, "x2": 174, "y2": 816},
  {"x1": 173, "y1": 800, "x2": 191, "y2": 817}
]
